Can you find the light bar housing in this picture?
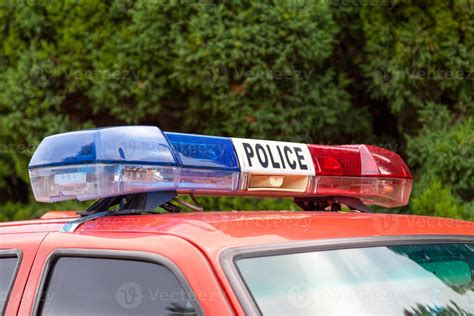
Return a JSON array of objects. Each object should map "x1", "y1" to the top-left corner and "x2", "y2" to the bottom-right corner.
[{"x1": 29, "y1": 126, "x2": 412, "y2": 207}]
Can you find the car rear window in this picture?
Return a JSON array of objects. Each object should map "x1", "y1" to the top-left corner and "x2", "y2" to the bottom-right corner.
[
  {"x1": 236, "y1": 243, "x2": 474, "y2": 315},
  {"x1": 38, "y1": 257, "x2": 197, "y2": 316},
  {"x1": 0, "y1": 256, "x2": 19, "y2": 313}
]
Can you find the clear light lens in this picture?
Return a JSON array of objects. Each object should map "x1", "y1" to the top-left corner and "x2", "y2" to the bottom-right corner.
[
  {"x1": 177, "y1": 169, "x2": 240, "y2": 191},
  {"x1": 314, "y1": 176, "x2": 413, "y2": 208},
  {"x1": 29, "y1": 164, "x2": 178, "y2": 202}
]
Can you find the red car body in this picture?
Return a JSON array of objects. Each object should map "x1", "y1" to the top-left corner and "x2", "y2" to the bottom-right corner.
[{"x1": 1, "y1": 211, "x2": 473, "y2": 315}]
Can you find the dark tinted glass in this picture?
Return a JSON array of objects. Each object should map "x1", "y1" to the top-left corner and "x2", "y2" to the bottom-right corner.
[
  {"x1": 0, "y1": 257, "x2": 18, "y2": 313},
  {"x1": 237, "y1": 243, "x2": 474, "y2": 315},
  {"x1": 39, "y1": 257, "x2": 197, "y2": 316}
]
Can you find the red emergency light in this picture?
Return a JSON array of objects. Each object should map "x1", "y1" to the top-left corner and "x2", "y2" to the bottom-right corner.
[{"x1": 308, "y1": 145, "x2": 412, "y2": 207}]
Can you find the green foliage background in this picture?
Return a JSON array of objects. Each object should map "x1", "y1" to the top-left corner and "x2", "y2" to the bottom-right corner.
[{"x1": 0, "y1": 0, "x2": 472, "y2": 221}]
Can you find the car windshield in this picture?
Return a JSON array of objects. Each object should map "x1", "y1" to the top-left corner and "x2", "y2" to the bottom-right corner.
[{"x1": 236, "y1": 243, "x2": 474, "y2": 315}]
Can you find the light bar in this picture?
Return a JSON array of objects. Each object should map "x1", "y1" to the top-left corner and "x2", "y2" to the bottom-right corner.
[{"x1": 28, "y1": 126, "x2": 412, "y2": 207}]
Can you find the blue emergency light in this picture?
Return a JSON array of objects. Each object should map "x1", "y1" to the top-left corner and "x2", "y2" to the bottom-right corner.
[
  {"x1": 29, "y1": 126, "x2": 240, "y2": 202},
  {"x1": 28, "y1": 126, "x2": 412, "y2": 207}
]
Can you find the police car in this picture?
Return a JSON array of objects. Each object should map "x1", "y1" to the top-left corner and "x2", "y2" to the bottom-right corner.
[{"x1": 1, "y1": 126, "x2": 473, "y2": 315}]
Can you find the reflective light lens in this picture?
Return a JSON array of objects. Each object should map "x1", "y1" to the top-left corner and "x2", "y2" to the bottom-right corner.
[
  {"x1": 308, "y1": 144, "x2": 413, "y2": 207},
  {"x1": 29, "y1": 164, "x2": 178, "y2": 202},
  {"x1": 315, "y1": 176, "x2": 412, "y2": 208}
]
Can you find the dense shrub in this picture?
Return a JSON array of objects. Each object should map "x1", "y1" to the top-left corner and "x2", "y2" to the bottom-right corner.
[
  {"x1": 407, "y1": 105, "x2": 473, "y2": 201},
  {"x1": 0, "y1": 0, "x2": 472, "y2": 221},
  {"x1": 358, "y1": 1, "x2": 473, "y2": 216},
  {"x1": 410, "y1": 178, "x2": 468, "y2": 220}
]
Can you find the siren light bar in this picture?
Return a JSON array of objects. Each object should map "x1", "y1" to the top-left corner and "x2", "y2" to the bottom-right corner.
[{"x1": 28, "y1": 126, "x2": 412, "y2": 207}]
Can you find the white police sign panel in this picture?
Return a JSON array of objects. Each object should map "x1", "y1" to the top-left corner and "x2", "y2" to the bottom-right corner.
[{"x1": 232, "y1": 138, "x2": 316, "y2": 175}]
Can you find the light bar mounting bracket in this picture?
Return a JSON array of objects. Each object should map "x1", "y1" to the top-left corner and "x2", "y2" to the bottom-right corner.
[
  {"x1": 61, "y1": 191, "x2": 179, "y2": 232},
  {"x1": 294, "y1": 196, "x2": 372, "y2": 212}
]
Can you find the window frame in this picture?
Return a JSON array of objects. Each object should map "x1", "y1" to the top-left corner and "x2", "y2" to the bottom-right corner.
[
  {"x1": 219, "y1": 235, "x2": 474, "y2": 316},
  {"x1": 32, "y1": 249, "x2": 204, "y2": 316},
  {"x1": 0, "y1": 249, "x2": 22, "y2": 316}
]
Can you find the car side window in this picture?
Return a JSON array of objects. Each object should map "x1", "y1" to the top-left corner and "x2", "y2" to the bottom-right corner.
[
  {"x1": 38, "y1": 257, "x2": 198, "y2": 316},
  {"x1": 0, "y1": 256, "x2": 19, "y2": 314}
]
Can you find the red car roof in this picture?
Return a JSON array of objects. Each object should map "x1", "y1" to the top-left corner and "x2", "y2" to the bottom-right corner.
[{"x1": 2, "y1": 212, "x2": 472, "y2": 254}]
